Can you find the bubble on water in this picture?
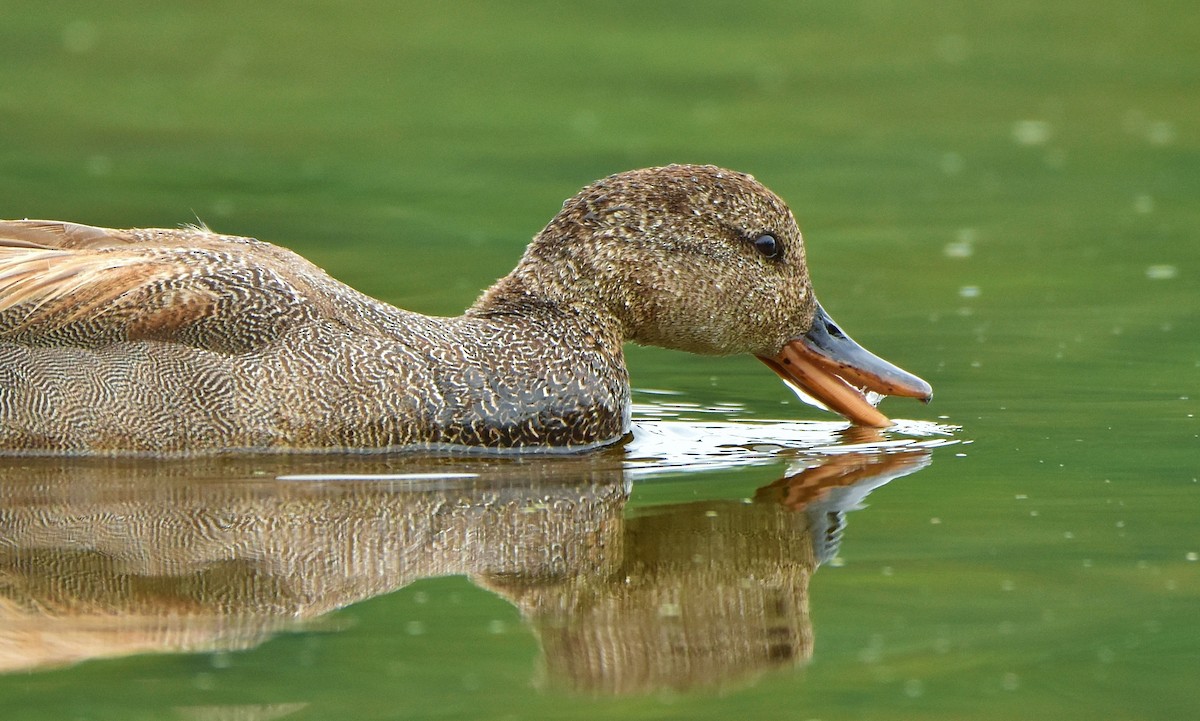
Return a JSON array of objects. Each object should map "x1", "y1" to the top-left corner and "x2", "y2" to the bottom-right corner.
[
  {"x1": 1146, "y1": 121, "x2": 1176, "y2": 146},
  {"x1": 859, "y1": 635, "x2": 885, "y2": 664},
  {"x1": 1187, "y1": 552, "x2": 1198, "y2": 562},
  {"x1": 62, "y1": 20, "x2": 99, "y2": 54},
  {"x1": 959, "y1": 285, "x2": 980, "y2": 298},
  {"x1": 1134, "y1": 194, "x2": 1155, "y2": 214},
  {"x1": 405, "y1": 620, "x2": 426, "y2": 635},
  {"x1": 1002, "y1": 672, "x2": 1021, "y2": 691},
  {"x1": 1123, "y1": 111, "x2": 1177, "y2": 145},
  {"x1": 940, "y1": 151, "x2": 965, "y2": 175},
  {"x1": 1145, "y1": 264, "x2": 1177, "y2": 280},
  {"x1": 1012, "y1": 120, "x2": 1051, "y2": 146},
  {"x1": 487, "y1": 619, "x2": 508, "y2": 634},
  {"x1": 944, "y1": 241, "x2": 972, "y2": 258}
]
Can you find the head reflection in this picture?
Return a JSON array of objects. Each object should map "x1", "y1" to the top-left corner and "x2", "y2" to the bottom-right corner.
[{"x1": 0, "y1": 445, "x2": 931, "y2": 694}]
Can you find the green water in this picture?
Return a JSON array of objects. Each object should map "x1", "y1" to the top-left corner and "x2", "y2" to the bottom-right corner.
[{"x1": 1, "y1": 1, "x2": 1196, "y2": 719}]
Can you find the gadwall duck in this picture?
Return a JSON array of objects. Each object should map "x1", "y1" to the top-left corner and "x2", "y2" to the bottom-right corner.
[{"x1": 0, "y1": 164, "x2": 931, "y2": 455}]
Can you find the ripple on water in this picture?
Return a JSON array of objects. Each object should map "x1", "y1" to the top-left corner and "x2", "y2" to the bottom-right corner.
[{"x1": 626, "y1": 400, "x2": 960, "y2": 478}]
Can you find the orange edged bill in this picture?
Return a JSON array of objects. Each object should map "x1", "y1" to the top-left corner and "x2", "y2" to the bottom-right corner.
[{"x1": 757, "y1": 303, "x2": 932, "y2": 428}]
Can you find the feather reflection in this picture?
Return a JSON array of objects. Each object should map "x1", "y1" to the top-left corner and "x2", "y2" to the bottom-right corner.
[{"x1": 0, "y1": 445, "x2": 930, "y2": 694}]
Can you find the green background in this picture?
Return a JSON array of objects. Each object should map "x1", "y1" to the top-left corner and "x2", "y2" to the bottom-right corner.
[{"x1": 1, "y1": 1, "x2": 1196, "y2": 719}]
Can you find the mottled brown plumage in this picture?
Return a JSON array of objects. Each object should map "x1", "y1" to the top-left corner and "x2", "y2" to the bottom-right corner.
[{"x1": 0, "y1": 165, "x2": 930, "y2": 456}]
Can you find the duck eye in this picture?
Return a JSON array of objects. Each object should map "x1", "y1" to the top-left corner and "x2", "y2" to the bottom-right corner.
[{"x1": 753, "y1": 233, "x2": 779, "y2": 259}]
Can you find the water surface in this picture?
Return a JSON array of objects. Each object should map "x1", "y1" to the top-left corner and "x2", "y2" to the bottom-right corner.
[{"x1": 0, "y1": 1, "x2": 1196, "y2": 719}]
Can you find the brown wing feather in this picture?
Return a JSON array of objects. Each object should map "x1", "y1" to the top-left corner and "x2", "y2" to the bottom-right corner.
[
  {"x1": 0, "y1": 220, "x2": 320, "y2": 352},
  {"x1": 0, "y1": 219, "x2": 139, "y2": 249}
]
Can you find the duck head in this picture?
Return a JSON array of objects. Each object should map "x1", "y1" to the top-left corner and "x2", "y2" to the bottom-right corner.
[{"x1": 480, "y1": 164, "x2": 932, "y2": 427}]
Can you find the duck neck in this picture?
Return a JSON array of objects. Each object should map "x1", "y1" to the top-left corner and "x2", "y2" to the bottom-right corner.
[
  {"x1": 467, "y1": 268, "x2": 626, "y2": 348},
  {"x1": 458, "y1": 269, "x2": 631, "y2": 449}
]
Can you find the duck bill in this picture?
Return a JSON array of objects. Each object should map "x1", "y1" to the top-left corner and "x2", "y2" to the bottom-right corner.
[{"x1": 757, "y1": 303, "x2": 933, "y2": 428}]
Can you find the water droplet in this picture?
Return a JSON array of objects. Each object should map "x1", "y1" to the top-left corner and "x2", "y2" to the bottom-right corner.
[
  {"x1": 944, "y1": 241, "x2": 973, "y2": 258},
  {"x1": 1186, "y1": 552, "x2": 1198, "y2": 562},
  {"x1": 1145, "y1": 264, "x2": 1177, "y2": 280},
  {"x1": 1146, "y1": 121, "x2": 1176, "y2": 146},
  {"x1": 405, "y1": 620, "x2": 426, "y2": 635},
  {"x1": 1134, "y1": 194, "x2": 1155, "y2": 214},
  {"x1": 959, "y1": 285, "x2": 981, "y2": 298},
  {"x1": 1012, "y1": 120, "x2": 1051, "y2": 146}
]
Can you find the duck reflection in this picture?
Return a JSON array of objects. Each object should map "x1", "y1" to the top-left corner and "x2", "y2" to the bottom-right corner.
[{"x1": 0, "y1": 443, "x2": 930, "y2": 694}]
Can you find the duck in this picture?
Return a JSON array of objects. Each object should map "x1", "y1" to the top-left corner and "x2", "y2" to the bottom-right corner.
[{"x1": 0, "y1": 164, "x2": 931, "y2": 456}]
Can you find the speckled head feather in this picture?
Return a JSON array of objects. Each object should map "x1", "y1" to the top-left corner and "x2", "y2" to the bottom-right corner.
[
  {"x1": 0, "y1": 165, "x2": 930, "y2": 456},
  {"x1": 477, "y1": 165, "x2": 814, "y2": 356}
]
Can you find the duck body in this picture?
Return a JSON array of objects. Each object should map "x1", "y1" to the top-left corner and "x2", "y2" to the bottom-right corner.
[
  {"x1": 0, "y1": 227, "x2": 629, "y2": 454},
  {"x1": 0, "y1": 165, "x2": 931, "y2": 456}
]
